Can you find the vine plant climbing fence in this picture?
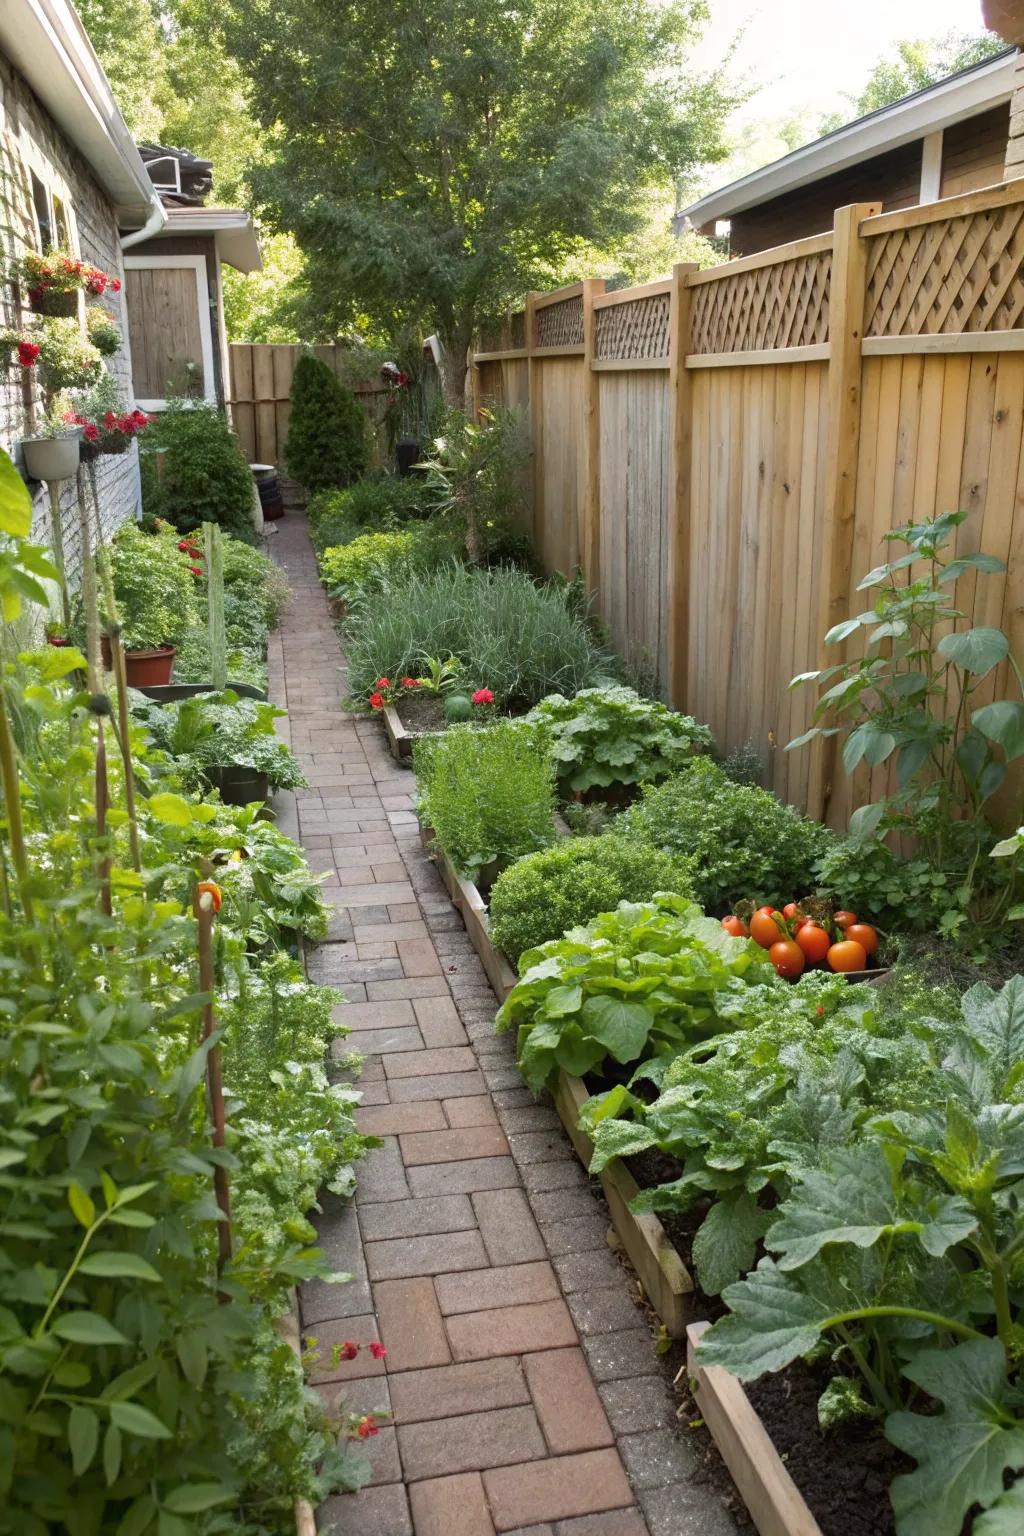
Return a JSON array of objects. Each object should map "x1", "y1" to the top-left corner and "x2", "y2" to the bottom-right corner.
[{"x1": 472, "y1": 181, "x2": 1024, "y2": 829}]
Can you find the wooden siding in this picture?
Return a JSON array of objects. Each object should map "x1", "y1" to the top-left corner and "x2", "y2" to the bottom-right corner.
[{"x1": 940, "y1": 103, "x2": 1010, "y2": 198}]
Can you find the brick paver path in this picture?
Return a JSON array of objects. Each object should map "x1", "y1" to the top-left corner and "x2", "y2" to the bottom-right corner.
[{"x1": 268, "y1": 513, "x2": 739, "y2": 1536}]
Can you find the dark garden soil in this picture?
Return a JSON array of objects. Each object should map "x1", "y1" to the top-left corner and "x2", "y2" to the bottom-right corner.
[{"x1": 394, "y1": 692, "x2": 531, "y2": 733}]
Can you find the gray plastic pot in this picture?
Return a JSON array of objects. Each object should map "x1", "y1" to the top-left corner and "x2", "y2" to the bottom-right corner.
[{"x1": 21, "y1": 431, "x2": 81, "y2": 482}]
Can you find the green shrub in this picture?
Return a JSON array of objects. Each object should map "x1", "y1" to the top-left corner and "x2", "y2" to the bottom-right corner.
[
  {"x1": 616, "y1": 757, "x2": 834, "y2": 912},
  {"x1": 417, "y1": 405, "x2": 530, "y2": 563},
  {"x1": 489, "y1": 835, "x2": 693, "y2": 964},
  {"x1": 221, "y1": 538, "x2": 291, "y2": 630},
  {"x1": 104, "y1": 521, "x2": 199, "y2": 649},
  {"x1": 345, "y1": 563, "x2": 612, "y2": 705},
  {"x1": 140, "y1": 401, "x2": 257, "y2": 542},
  {"x1": 317, "y1": 476, "x2": 427, "y2": 529},
  {"x1": 414, "y1": 721, "x2": 556, "y2": 880},
  {"x1": 173, "y1": 629, "x2": 268, "y2": 691},
  {"x1": 308, "y1": 501, "x2": 363, "y2": 555},
  {"x1": 526, "y1": 687, "x2": 712, "y2": 792},
  {"x1": 285, "y1": 352, "x2": 367, "y2": 490},
  {"x1": 814, "y1": 829, "x2": 977, "y2": 935},
  {"x1": 320, "y1": 529, "x2": 418, "y2": 598}
]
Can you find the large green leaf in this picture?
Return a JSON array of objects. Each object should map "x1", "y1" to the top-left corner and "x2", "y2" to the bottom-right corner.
[
  {"x1": 68, "y1": 1405, "x2": 98, "y2": 1476},
  {"x1": 960, "y1": 977, "x2": 1024, "y2": 1093},
  {"x1": 937, "y1": 627, "x2": 1009, "y2": 677},
  {"x1": 580, "y1": 995, "x2": 652, "y2": 1064},
  {"x1": 78, "y1": 1252, "x2": 162, "y2": 1283},
  {"x1": 887, "y1": 1339, "x2": 1024, "y2": 1536},
  {"x1": 972, "y1": 701, "x2": 1024, "y2": 762},
  {"x1": 696, "y1": 1258, "x2": 837, "y2": 1378},
  {"x1": 0, "y1": 449, "x2": 31, "y2": 537},
  {"x1": 691, "y1": 1191, "x2": 771, "y2": 1296},
  {"x1": 52, "y1": 1313, "x2": 127, "y2": 1346},
  {"x1": 975, "y1": 1482, "x2": 1024, "y2": 1534},
  {"x1": 108, "y1": 1401, "x2": 171, "y2": 1439}
]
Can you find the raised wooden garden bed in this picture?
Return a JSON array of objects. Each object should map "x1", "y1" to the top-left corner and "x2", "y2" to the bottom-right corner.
[
  {"x1": 686, "y1": 1321, "x2": 823, "y2": 1536},
  {"x1": 278, "y1": 1296, "x2": 317, "y2": 1536},
  {"x1": 383, "y1": 702, "x2": 415, "y2": 761},
  {"x1": 420, "y1": 819, "x2": 694, "y2": 1336}
]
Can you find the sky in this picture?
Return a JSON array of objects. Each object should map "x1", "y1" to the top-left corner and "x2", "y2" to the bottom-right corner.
[{"x1": 692, "y1": 0, "x2": 994, "y2": 125}]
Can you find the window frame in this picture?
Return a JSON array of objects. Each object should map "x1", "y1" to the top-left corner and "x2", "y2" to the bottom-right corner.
[{"x1": 122, "y1": 254, "x2": 218, "y2": 412}]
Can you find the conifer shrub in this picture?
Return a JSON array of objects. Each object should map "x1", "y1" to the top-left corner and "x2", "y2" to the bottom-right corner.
[{"x1": 285, "y1": 353, "x2": 367, "y2": 491}]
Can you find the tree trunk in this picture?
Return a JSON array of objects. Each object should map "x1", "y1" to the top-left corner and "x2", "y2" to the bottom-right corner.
[{"x1": 438, "y1": 325, "x2": 472, "y2": 406}]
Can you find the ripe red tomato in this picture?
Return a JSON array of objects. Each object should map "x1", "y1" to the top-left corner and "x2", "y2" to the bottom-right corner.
[
  {"x1": 769, "y1": 939, "x2": 806, "y2": 978},
  {"x1": 721, "y1": 915, "x2": 749, "y2": 938},
  {"x1": 782, "y1": 902, "x2": 799, "y2": 920},
  {"x1": 834, "y1": 910, "x2": 858, "y2": 931},
  {"x1": 828, "y1": 939, "x2": 868, "y2": 973},
  {"x1": 750, "y1": 909, "x2": 783, "y2": 949},
  {"x1": 795, "y1": 922, "x2": 830, "y2": 965},
  {"x1": 845, "y1": 923, "x2": 878, "y2": 956}
]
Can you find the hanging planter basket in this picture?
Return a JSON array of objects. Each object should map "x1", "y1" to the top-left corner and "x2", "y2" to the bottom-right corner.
[
  {"x1": 27, "y1": 287, "x2": 78, "y2": 318},
  {"x1": 21, "y1": 430, "x2": 81, "y2": 482}
]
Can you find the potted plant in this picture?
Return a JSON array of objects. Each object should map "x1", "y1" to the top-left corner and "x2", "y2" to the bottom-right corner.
[
  {"x1": 45, "y1": 620, "x2": 70, "y2": 647},
  {"x1": 19, "y1": 403, "x2": 82, "y2": 483},
  {"x1": 1, "y1": 318, "x2": 103, "y2": 395},
  {"x1": 85, "y1": 306, "x2": 121, "y2": 357},
  {"x1": 101, "y1": 522, "x2": 199, "y2": 686},
  {"x1": 67, "y1": 373, "x2": 150, "y2": 460},
  {"x1": 133, "y1": 690, "x2": 305, "y2": 805},
  {"x1": 13, "y1": 249, "x2": 121, "y2": 316}
]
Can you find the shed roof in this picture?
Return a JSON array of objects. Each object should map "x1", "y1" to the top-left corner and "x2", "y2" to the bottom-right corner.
[
  {"x1": 156, "y1": 206, "x2": 263, "y2": 272},
  {"x1": 677, "y1": 47, "x2": 1017, "y2": 231}
]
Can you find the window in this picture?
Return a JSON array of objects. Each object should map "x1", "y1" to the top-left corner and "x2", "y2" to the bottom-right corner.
[
  {"x1": 31, "y1": 171, "x2": 52, "y2": 249},
  {"x1": 52, "y1": 194, "x2": 71, "y2": 249}
]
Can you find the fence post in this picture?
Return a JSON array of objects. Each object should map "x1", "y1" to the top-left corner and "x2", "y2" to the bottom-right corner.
[
  {"x1": 666, "y1": 262, "x2": 699, "y2": 708},
  {"x1": 581, "y1": 277, "x2": 605, "y2": 590},
  {"x1": 814, "y1": 201, "x2": 880, "y2": 821},
  {"x1": 525, "y1": 292, "x2": 542, "y2": 550}
]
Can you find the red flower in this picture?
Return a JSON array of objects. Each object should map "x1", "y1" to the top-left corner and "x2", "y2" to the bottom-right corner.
[
  {"x1": 374, "y1": 677, "x2": 391, "y2": 690},
  {"x1": 17, "y1": 340, "x2": 39, "y2": 367},
  {"x1": 103, "y1": 411, "x2": 119, "y2": 430},
  {"x1": 472, "y1": 688, "x2": 494, "y2": 706},
  {"x1": 178, "y1": 540, "x2": 191, "y2": 552},
  {"x1": 369, "y1": 1341, "x2": 387, "y2": 1359},
  {"x1": 82, "y1": 423, "x2": 99, "y2": 443},
  {"x1": 816, "y1": 1005, "x2": 825, "y2": 1017},
  {"x1": 400, "y1": 677, "x2": 419, "y2": 688},
  {"x1": 111, "y1": 277, "x2": 122, "y2": 293},
  {"x1": 189, "y1": 566, "x2": 203, "y2": 577},
  {"x1": 355, "y1": 1415, "x2": 379, "y2": 1439},
  {"x1": 338, "y1": 1341, "x2": 359, "y2": 1361},
  {"x1": 368, "y1": 692, "x2": 385, "y2": 711}
]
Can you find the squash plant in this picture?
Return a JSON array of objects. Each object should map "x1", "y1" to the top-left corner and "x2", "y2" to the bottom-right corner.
[
  {"x1": 788, "y1": 511, "x2": 1023, "y2": 934},
  {"x1": 525, "y1": 686, "x2": 712, "y2": 793}
]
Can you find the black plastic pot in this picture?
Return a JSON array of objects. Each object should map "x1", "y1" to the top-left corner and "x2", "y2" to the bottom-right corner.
[
  {"x1": 396, "y1": 436, "x2": 421, "y2": 477},
  {"x1": 206, "y1": 764, "x2": 270, "y2": 806}
]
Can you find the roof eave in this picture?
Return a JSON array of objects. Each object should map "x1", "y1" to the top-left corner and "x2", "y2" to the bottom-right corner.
[
  {"x1": 155, "y1": 208, "x2": 262, "y2": 272},
  {"x1": 677, "y1": 48, "x2": 1017, "y2": 229}
]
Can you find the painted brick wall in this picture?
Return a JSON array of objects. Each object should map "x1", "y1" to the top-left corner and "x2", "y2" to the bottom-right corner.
[{"x1": 0, "y1": 52, "x2": 142, "y2": 585}]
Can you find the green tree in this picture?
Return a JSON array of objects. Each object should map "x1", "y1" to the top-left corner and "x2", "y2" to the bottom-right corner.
[
  {"x1": 284, "y1": 353, "x2": 368, "y2": 490},
  {"x1": 820, "y1": 30, "x2": 1004, "y2": 133},
  {"x1": 221, "y1": 0, "x2": 736, "y2": 399}
]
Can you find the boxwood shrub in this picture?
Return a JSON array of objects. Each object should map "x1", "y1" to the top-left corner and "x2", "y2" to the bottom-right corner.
[
  {"x1": 489, "y1": 835, "x2": 694, "y2": 964},
  {"x1": 615, "y1": 757, "x2": 834, "y2": 913}
]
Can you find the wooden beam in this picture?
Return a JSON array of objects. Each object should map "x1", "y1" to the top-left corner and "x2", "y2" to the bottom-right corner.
[
  {"x1": 861, "y1": 176, "x2": 1024, "y2": 236},
  {"x1": 534, "y1": 282, "x2": 584, "y2": 310},
  {"x1": 525, "y1": 291, "x2": 542, "y2": 553},
  {"x1": 687, "y1": 343, "x2": 830, "y2": 368},
  {"x1": 471, "y1": 348, "x2": 529, "y2": 362},
  {"x1": 862, "y1": 329, "x2": 1024, "y2": 355},
  {"x1": 592, "y1": 277, "x2": 674, "y2": 308},
  {"x1": 685, "y1": 231, "x2": 834, "y2": 286},
  {"x1": 592, "y1": 355, "x2": 671, "y2": 371},
  {"x1": 531, "y1": 344, "x2": 585, "y2": 358},
  {"x1": 666, "y1": 262, "x2": 698, "y2": 709},
  {"x1": 919, "y1": 130, "x2": 944, "y2": 203},
  {"x1": 815, "y1": 201, "x2": 881, "y2": 823},
  {"x1": 581, "y1": 277, "x2": 605, "y2": 592}
]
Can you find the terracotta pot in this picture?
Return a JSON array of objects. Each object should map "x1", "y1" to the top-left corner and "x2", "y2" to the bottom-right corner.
[
  {"x1": 21, "y1": 431, "x2": 81, "y2": 482},
  {"x1": 123, "y1": 646, "x2": 176, "y2": 686}
]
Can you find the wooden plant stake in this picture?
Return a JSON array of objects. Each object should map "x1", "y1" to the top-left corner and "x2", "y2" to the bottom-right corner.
[
  {"x1": 46, "y1": 482, "x2": 71, "y2": 631},
  {"x1": 196, "y1": 878, "x2": 233, "y2": 1272},
  {"x1": 204, "y1": 523, "x2": 227, "y2": 691},
  {"x1": 76, "y1": 470, "x2": 112, "y2": 916}
]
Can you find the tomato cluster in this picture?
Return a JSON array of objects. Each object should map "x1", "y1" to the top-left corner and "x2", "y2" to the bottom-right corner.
[{"x1": 721, "y1": 903, "x2": 878, "y2": 980}]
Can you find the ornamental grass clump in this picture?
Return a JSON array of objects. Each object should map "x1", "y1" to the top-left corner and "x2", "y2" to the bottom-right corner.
[
  {"x1": 616, "y1": 757, "x2": 833, "y2": 913},
  {"x1": 414, "y1": 721, "x2": 556, "y2": 881},
  {"x1": 345, "y1": 562, "x2": 612, "y2": 705},
  {"x1": 488, "y1": 834, "x2": 694, "y2": 964}
]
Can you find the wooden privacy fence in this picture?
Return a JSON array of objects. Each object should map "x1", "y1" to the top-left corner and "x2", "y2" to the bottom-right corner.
[
  {"x1": 472, "y1": 180, "x2": 1024, "y2": 829},
  {"x1": 227, "y1": 342, "x2": 391, "y2": 471}
]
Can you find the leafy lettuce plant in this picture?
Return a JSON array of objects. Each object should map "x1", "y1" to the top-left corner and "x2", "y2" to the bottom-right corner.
[
  {"x1": 134, "y1": 690, "x2": 307, "y2": 793},
  {"x1": 496, "y1": 893, "x2": 774, "y2": 1091},
  {"x1": 525, "y1": 686, "x2": 712, "y2": 793},
  {"x1": 697, "y1": 975, "x2": 1024, "y2": 1536}
]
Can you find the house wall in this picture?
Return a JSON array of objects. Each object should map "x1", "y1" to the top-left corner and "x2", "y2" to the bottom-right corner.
[
  {"x1": 940, "y1": 103, "x2": 1010, "y2": 196},
  {"x1": 0, "y1": 51, "x2": 141, "y2": 584}
]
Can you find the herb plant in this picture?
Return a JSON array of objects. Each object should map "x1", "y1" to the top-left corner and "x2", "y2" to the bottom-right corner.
[
  {"x1": 496, "y1": 894, "x2": 774, "y2": 1091},
  {"x1": 488, "y1": 834, "x2": 693, "y2": 963},
  {"x1": 526, "y1": 686, "x2": 712, "y2": 792},
  {"x1": 319, "y1": 529, "x2": 419, "y2": 597},
  {"x1": 309, "y1": 476, "x2": 426, "y2": 530},
  {"x1": 414, "y1": 721, "x2": 556, "y2": 881},
  {"x1": 789, "y1": 511, "x2": 1024, "y2": 935},
  {"x1": 135, "y1": 690, "x2": 307, "y2": 792},
  {"x1": 103, "y1": 520, "x2": 199, "y2": 650},
  {"x1": 615, "y1": 757, "x2": 833, "y2": 912}
]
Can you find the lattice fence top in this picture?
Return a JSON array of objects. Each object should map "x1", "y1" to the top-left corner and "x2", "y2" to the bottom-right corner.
[
  {"x1": 864, "y1": 203, "x2": 1024, "y2": 336},
  {"x1": 476, "y1": 310, "x2": 527, "y2": 353},
  {"x1": 595, "y1": 292, "x2": 670, "y2": 361},
  {"x1": 535, "y1": 295, "x2": 583, "y2": 348},
  {"x1": 690, "y1": 251, "x2": 831, "y2": 354}
]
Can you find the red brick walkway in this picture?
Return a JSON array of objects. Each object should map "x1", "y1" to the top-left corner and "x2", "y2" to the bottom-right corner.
[{"x1": 267, "y1": 512, "x2": 739, "y2": 1536}]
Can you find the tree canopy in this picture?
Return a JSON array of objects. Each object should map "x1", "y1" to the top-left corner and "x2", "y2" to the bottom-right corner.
[
  {"x1": 819, "y1": 30, "x2": 1005, "y2": 133},
  {"x1": 220, "y1": 0, "x2": 735, "y2": 395}
]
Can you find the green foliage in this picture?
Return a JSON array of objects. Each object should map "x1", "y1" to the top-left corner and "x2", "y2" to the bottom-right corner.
[
  {"x1": 489, "y1": 834, "x2": 693, "y2": 964},
  {"x1": 104, "y1": 520, "x2": 200, "y2": 650},
  {"x1": 135, "y1": 690, "x2": 307, "y2": 792},
  {"x1": 417, "y1": 408, "x2": 530, "y2": 562},
  {"x1": 344, "y1": 562, "x2": 612, "y2": 706},
  {"x1": 815, "y1": 833, "x2": 967, "y2": 934},
  {"x1": 319, "y1": 529, "x2": 419, "y2": 599},
  {"x1": 526, "y1": 686, "x2": 712, "y2": 792},
  {"x1": 496, "y1": 893, "x2": 775, "y2": 1091},
  {"x1": 616, "y1": 757, "x2": 833, "y2": 912},
  {"x1": 820, "y1": 30, "x2": 1005, "y2": 132},
  {"x1": 414, "y1": 721, "x2": 556, "y2": 881},
  {"x1": 141, "y1": 401, "x2": 257, "y2": 542},
  {"x1": 284, "y1": 353, "x2": 367, "y2": 491},
  {"x1": 789, "y1": 511, "x2": 1024, "y2": 937},
  {"x1": 221, "y1": 538, "x2": 291, "y2": 630},
  {"x1": 223, "y1": 0, "x2": 735, "y2": 388},
  {"x1": 717, "y1": 739, "x2": 763, "y2": 787},
  {"x1": 312, "y1": 476, "x2": 427, "y2": 533}
]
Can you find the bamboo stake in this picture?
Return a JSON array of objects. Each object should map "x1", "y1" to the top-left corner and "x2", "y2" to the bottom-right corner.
[
  {"x1": 196, "y1": 881, "x2": 232, "y2": 1272},
  {"x1": 0, "y1": 685, "x2": 34, "y2": 924},
  {"x1": 75, "y1": 471, "x2": 112, "y2": 916},
  {"x1": 46, "y1": 482, "x2": 71, "y2": 631},
  {"x1": 205, "y1": 523, "x2": 227, "y2": 692}
]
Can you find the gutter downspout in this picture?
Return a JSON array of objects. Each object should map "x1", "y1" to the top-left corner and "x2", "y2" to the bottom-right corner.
[{"x1": 119, "y1": 194, "x2": 166, "y2": 251}]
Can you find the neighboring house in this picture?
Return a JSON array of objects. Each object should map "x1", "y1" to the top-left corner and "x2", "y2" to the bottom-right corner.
[
  {"x1": 0, "y1": 0, "x2": 167, "y2": 568},
  {"x1": 126, "y1": 144, "x2": 261, "y2": 412},
  {"x1": 678, "y1": 49, "x2": 1018, "y2": 256}
]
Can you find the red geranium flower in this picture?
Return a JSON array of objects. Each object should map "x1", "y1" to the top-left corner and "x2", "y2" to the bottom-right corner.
[
  {"x1": 103, "y1": 411, "x2": 119, "y2": 430},
  {"x1": 368, "y1": 692, "x2": 385, "y2": 711},
  {"x1": 374, "y1": 677, "x2": 391, "y2": 690},
  {"x1": 189, "y1": 566, "x2": 203, "y2": 577},
  {"x1": 82, "y1": 423, "x2": 99, "y2": 443},
  {"x1": 472, "y1": 688, "x2": 494, "y2": 706},
  {"x1": 110, "y1": 277, "x2": 122, "y2": 293},
  {"x1": 369, "y1": 1341, "x2": 387, "y2": 1359},
  {"x1": 337, "y1": 1341, "x2": 359, "y2": 1362},
  {"x1": 400, "y1": 677, "x2": 419, "y2": 688},
  {"x1": 17, "y1": 341, "x2": 39, "y2": 367},
  {"x1": 355, "y1": 1415, "x2": 379, "y2": 1439}
]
